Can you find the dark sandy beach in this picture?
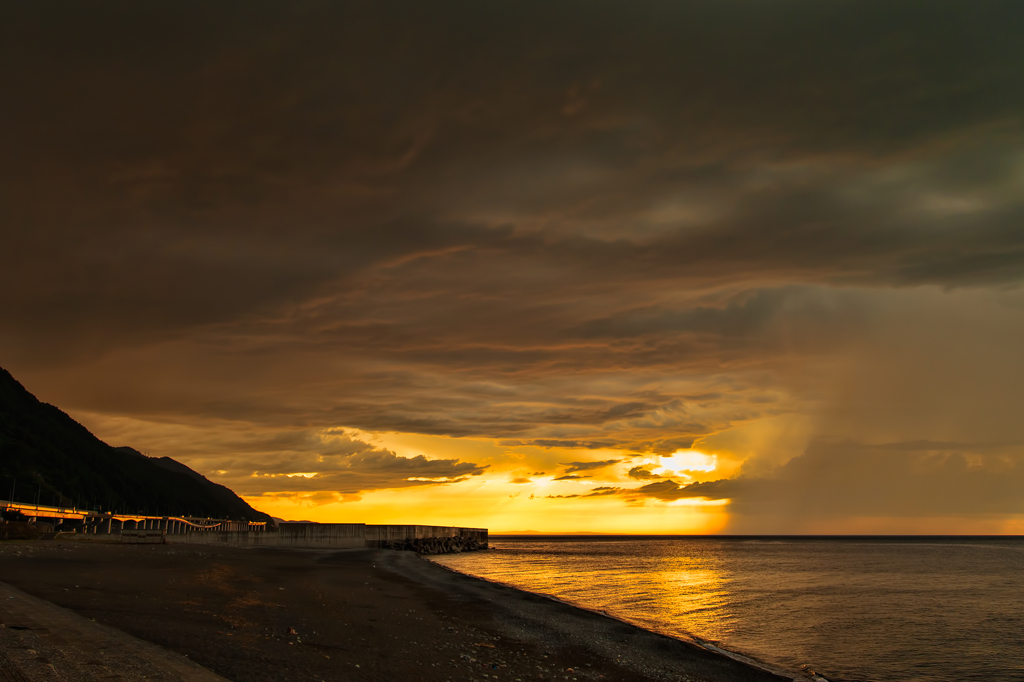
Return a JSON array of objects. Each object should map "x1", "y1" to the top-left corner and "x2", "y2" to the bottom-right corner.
[{"x1": 0, "y1": 539, "x2": 792, "y2": 682}]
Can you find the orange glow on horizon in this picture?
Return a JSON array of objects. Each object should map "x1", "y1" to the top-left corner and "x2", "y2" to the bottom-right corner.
[
  {"x1": 243, "y1": 480, "x2": 732, "y2": 535},
  {"x1": 68, "y1": 410, "x2": 1024, "y2": 537}
]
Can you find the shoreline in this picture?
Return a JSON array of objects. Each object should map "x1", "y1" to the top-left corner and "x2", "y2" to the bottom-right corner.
[
  {"x1": 0, "y1": 539, "x2": 794, "y2": 681},
  {"x1": 419, "y1": 555, "x2": 813, "y2": 682},
  {"x1": 373, "y1": 547, "x2": 798, "y2": 682}
]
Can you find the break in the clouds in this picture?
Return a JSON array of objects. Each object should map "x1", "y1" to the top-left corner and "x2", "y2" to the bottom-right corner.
[
  {"x1": 607, "y1": 439, "x2": 1024, "y2": 533},
  {"x1": 2, "y1": 2, "x2": 1023, "y2": 528}
]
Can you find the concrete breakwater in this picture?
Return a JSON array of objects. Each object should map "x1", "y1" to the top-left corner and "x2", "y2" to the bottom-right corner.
[
  {"x1": 368, "y1": 525, "x2": 488, "y2": 554},
  {"x1": 152, "y1": 522, "x2": 489, "y2": 554}
]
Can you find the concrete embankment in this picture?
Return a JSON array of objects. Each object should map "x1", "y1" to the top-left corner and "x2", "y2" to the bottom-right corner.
[
  {"x1": 7, "y1": 504, "x2": 490, "y2": 554},
  {"x1": 163, "y1": 522, "x2": 488, "y2": 553}
]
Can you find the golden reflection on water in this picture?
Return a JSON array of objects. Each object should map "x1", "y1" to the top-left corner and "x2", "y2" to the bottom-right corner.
[
  {"x1": 434, "y1": 537, "x2": 1024, "y2": 682},
  {"x1": 608, "y1": 553, "x2": 731, "y2": 644},
  {"x1": 432, "y1": 540, "x2": 733, "y2": 644}
]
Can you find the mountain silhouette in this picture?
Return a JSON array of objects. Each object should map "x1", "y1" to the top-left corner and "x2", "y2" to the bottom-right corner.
[{"x1": 0, "y1": 367, "x2": 270, "y2": 521}]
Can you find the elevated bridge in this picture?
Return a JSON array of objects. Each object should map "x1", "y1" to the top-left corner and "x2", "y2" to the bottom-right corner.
[{"x1": 0, "y1": 499, "x2": 266, "y2": 535}]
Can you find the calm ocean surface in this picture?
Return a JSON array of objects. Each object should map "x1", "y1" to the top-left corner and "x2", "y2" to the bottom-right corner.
[{"x1": 430, "y1": 537, "x2": 1024, "y2": 682}]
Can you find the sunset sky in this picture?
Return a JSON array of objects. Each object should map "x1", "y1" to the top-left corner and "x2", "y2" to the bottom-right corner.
[{"x1": 3, "y1": 2, "x2": 1023, "y2": 533}]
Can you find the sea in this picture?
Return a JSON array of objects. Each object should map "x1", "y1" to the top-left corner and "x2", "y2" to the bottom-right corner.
[{"x1": 429, "y1": 536, "x2": 1024, "y2": 682}]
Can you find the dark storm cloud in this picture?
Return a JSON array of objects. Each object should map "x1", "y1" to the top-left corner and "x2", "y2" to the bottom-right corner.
[
  {"x1": 559, "y1": 459, "x2": 622, "y2": 474},
  {"x1": 570, "y1": 288, "x2": 867, "y2": 356},
  {"x1": 547, "y1": 486, "x2": 623, "y2": 499},
  {"x1": 125, "y1": 424, "x2": 489, "y2": 497},
  {"x1": 627, "y1": 467, "x2": 662, "y2": 481},
  {"x1": 2, "y1": 1, "x2": 1023, "y2": 494},
  {"x1": 3, "y1": 2, "x2": 1023, "y2": 346},
  {"x1": 220, "y1": 433, "x2": 488, "y2": 496},
  {"x1": 584, "y1": 487, "x2": 621, "y2": 498},
  {"x1": 500, "y1": 440, "x2": 620, "y2": 450}
]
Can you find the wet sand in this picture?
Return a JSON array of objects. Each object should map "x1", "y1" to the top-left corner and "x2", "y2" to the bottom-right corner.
[{"x1": 0, "y1": 539, "x2": 792, "y2": 681}]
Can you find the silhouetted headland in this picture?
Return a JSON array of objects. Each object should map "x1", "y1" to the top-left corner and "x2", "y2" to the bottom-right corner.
[
  {"x1": 0, "y1": 366, "x2": 269, "y2": 522},
  {"x1": 0, "y1": 366, "x2": 488, "y2": 555}
]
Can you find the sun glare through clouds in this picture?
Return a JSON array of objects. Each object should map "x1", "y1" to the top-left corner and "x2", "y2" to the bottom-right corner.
[{"x1": 660, "y1": 451, "x2": 718, "y2": 475}]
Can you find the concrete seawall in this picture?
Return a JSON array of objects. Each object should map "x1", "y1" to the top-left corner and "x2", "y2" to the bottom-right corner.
[
  {"x1": 3, "y1": 500, "x2": 489, "y2": 554},
  {"x1": 165, "y1": 523, "x2": 488, "y2": 553}
]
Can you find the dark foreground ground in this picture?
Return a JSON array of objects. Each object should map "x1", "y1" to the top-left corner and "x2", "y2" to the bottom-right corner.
[{"x1": 0, "y1": 540, "x2": 793, "y2": 682}]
